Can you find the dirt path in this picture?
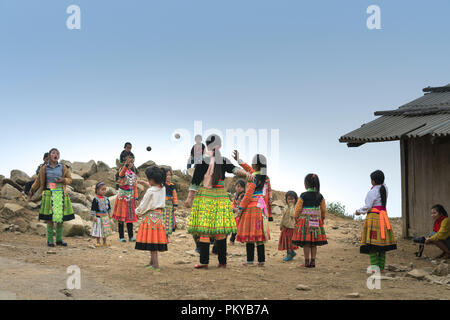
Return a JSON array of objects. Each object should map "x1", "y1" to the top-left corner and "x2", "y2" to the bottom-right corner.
[{"x1": 0, "y1": 214, "x2": 449, "y2": 300}]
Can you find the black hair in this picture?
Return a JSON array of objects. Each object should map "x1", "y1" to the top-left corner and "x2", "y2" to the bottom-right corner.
[
  {"x1": 432, "y1": 204, "x2": 448, "y2": 217},
  {"x1": 205, "y1": 134, "x2": 223, "y2": 186},
  {"x1": 251, "y1": 154, "x2": 267, "y2": 190},
  {"x1": 235, "y1": 179, "x2": 246, "y2": 190},
  {"x1": 285, "y1": 190, "x2": 298, "y2": 204},
  {"x1": 370, "y1": 170, "x2": 387, "y2": 207},
  {"x1": 305, "y1": 173, "x2": 320, "y2": 192},
  {"x1": 48, "y1": 148, "x2": 59, "y2": 155},
  {"x1": 145, "y1": 166, "x2": 166, "y2": 185},
  {"x1": 124, "y1": 142, "x2": 132, "y2": 148},
  {"x1": 95, "y1": 182, "x2": 106, "y2": 194},
  {"x1": 43, "y1": 152, "x2": 49, "y2": 160}
]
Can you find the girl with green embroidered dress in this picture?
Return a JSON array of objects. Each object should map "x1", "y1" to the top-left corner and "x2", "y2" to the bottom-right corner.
[
  {"x1": 184, "y1": 134, "x2": 253, "y2": 269},
  {"x1": 28, "y1": 148, "x2": 74, "y2": 247}
]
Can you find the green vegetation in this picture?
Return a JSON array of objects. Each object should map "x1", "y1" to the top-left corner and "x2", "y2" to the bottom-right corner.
[{"x1": 326, "y1": 202, "x2": 356, "y2": 220}]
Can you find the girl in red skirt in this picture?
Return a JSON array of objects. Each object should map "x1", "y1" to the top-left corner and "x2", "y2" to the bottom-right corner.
[
  {"x1": 112, "y1": 155, "x2": 138, "y2": 242},
  {"x1": 292, "y1": 174, "x2": 327, "y2": 268},
  {"x1": 135, "y1": 166, "x2": 168, "y2": 271},
  {"x1": 278, "y1": 191, "x2": 299, "y2": 261},
  {"x1": 236, "y1": 154, "x2": 271, "y2": 266}
]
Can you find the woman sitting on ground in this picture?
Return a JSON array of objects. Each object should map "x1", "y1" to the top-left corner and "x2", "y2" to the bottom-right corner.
[{"x1": 425, "y1": 204, "x2": 450, "y2": 259}]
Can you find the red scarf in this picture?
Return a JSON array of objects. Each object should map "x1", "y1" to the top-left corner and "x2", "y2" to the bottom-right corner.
[{"x1": 433, "y1": 215, "x2": 445, "y2": 232}]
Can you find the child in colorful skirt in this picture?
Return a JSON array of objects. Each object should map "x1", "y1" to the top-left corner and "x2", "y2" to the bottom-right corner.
[
  {"x1": 90, "y1": 182, "x2": 113, "y2": 247},
  {"x1": 163, "y1": 168, "x2": 178, "y2": 241},
  {"x1": 292, "y1": 174, "x2": 328, "y2": 268},
  {"x1": 279, "y1": 191, "x2": 299, "y2": 261},
  {"x1": 112, "y1": 155, "x2": 138, "y2": 242},
  {"x1": 355, "y1": 170, "x2": 396, "y2": 271},
  {"x1": 135, "y1": 166, "x2": 168, "y2": 271},
  {"x1": 236, "y1": 154, "x2": 271, "y2": 266},
  {"x1": 233, "y1": 150, "x2": 273, "y2": 222},
  {"x1": 28, "y1": 148, "x2": 74, "y2": 247},
  {"x1": 230, "y1": 179, "x2": 246, "y2": 245},
  {"x1": 185, "y1": 134, "x2": 253, "y2": 269}
]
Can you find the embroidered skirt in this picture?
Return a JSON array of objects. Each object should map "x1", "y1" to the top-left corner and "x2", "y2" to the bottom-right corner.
[
  {"x1": 135, "y1": 209, "x2": 168, "y2": 251},
  {"x1": 39, "y1": 188, "x2": 74, "y2": 223},
  {"x1": 278, "y1": 227, "x2": 298, "y2": 251},
  {"x1": 236, "y1": 201, "x2": 270, "y2": 243},
  {"x1": 112, "y1": 189, "x2": 137, "y2": 223},
  {"x1": 292, "y1": 209, "x2": 327, "y2": 247},
  {"x1": 91, "y1": 215, "x2": 113, "y2": 238},
  {"x1": 360, "y1": 212, "x2": 397, "y2": 254},
  {"x1": 187, "y1": 187, "x2": 237, "y2": 236},
  {"x1": 163, "y1": 200, "x2": 176, "y2": 235}
]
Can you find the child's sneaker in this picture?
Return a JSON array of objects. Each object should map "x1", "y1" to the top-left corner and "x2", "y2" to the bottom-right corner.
[
  {"x1": 119, "y1": 238, "x2": 126, "y2": 242},
  {"x1": 291, "y1": 250, "x2": 297, "y2": 258},
  {"x1": 129, "y1": 237, "x2": 136, "y2": 242},
  {"x1": 283, "y1": 254, "x2": 293, "y2": 262}
]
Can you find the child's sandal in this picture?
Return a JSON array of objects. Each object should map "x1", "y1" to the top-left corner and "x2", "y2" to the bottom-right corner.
[
  {"x1": 310, "y1": 259, "x2": 316, "y2": 268},
  {"x1": 194, "y1": 264, "x2": 208, "y2": 269}
]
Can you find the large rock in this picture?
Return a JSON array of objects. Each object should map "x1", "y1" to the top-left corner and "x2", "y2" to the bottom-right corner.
[
  {"x1": 63, "y1": 215, "x2": 87, "y2": 237},
  {"x1": 72, "y1": 160, "x2": 97, "y2": 178},
  {"x1": 2, "y1": 179, "x2": 23, "y2": 192},
  {"x1": 10, "y1": 217, "x2": 29, "y2": 232},
  {"x1": 10, "y1": 170, "x2": 31, "y2": 186},
  {"x1": 1, "y1": 184, "x2": 24, "y2": 200},
  {"x1": 0, "y1": 203, "x2": 26, "y2": 220},
  {"x1": 0, "y1": 175, "x2": 4, "y2": 186},
  {"x1": 30, "y1": 222, "x2": 47, "y2": 236},
  {"x1": 406, "y1": 269, "x2": 429, "y2": 280},
  {"x1": 272, "y1": 206, "x2": 283, "y2": 216},
  {"x1": 137, "y1": 160, "x2": 156, "y2": 172},
  {"x1": 71, "y1": 203, "x2": 91, "y2": 221},
  {"x1": 68, "y1": 190, "x2": 89, "y2": 206},
  {"x1": 432, "y1": 262, "x2": 449, "y2": 277},
  {"x1": 30, "y1": 188, "x2": 42, "y2": 202},
  {"x1": 70, "y1": 173, "x2": 85, "y2": 193},
  {"x1": 272, "y1": 200, "x2": 285, "y2": 207},
  {"x1": 96, "y1": 161, "x2": 111, "y2": 173},
  {"x1": 60, "y1": 160, "x2": 73, "y2": 169}
]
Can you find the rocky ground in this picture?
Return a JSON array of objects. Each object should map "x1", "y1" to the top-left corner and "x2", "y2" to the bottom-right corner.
[{"x1": 0, "y1": 160, "x2": 449, "y2": 300}]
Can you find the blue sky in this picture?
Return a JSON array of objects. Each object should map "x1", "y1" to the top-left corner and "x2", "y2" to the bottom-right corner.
[{"x1": 1, "y1": 0, "x2": 450, "y2": 217}]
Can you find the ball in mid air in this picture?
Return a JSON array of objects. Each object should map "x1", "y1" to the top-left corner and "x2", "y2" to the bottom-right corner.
[
  {"x1": 146, "y1": 146, "x2": 152, "y2": 151},
  {"x1": 174, "y1": 133, "x2": 181, "y2": 139}
]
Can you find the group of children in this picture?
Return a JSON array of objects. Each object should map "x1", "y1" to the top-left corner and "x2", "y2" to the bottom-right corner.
[{"x1": 27, "y1": 137, "x2": 404, "y2": 272}]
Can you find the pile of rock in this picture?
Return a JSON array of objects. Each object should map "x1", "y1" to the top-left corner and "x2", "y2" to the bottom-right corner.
[{"x1": 385, "y1": 262, "x2": 450, "y2": 286}]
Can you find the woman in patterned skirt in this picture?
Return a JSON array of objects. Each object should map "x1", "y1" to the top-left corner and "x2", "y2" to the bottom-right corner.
[
  {"x1": 356, "y1": 170, "x2": 396, "y2": 271},
  {"x1": 185, "y1": 134, "x2": 253, "y2": 269},
  {"x1": 28, "y1": 148, "x2": 74, "y2": 247}
]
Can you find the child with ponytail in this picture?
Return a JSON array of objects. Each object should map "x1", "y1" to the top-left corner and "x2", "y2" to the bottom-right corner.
[{"x1": 356, "y1": 170, "x2": 396, "y2": 272}]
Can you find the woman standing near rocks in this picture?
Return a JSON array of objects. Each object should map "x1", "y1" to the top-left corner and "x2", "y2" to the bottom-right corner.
[
  {"x1": 112, "y1": 155, "x2": 138, "y2": 242},
  {"x1": 184, "y1": 134, "x2": 253, "y2": 269},
  {"x1": 28, "y1": 148, "x2": 74, "y2": 247}
]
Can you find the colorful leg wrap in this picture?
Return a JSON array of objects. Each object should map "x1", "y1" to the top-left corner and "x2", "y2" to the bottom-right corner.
[
  {"x1": 47, "y1": 223, "x2": 54, "y2": 243},
  {"x1": 55, "y1": 223, "x2": 63, "y2": 242}
]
